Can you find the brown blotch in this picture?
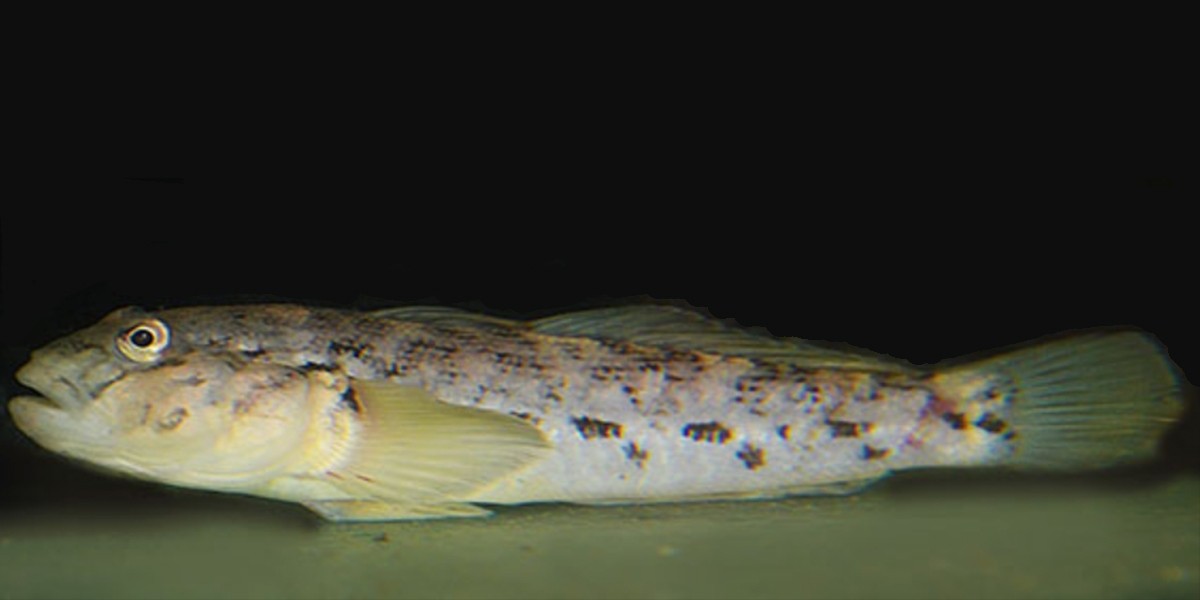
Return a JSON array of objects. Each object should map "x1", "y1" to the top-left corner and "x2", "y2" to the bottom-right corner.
[
  {"x1": 736, "y1": 443, "x2": 766, "y2": 470},
  {"x1": 862, "y1": 445, "x2": 890, "y2": 460},
  {"x1": 155, "y1": 407, "x2": 188, "y2": 431},
  {"x1": 777, "y1": 424, "x2": 791, "y2": 440},
  {"x1": 828, "y1": 420, "x2": 860, "y2": 438},
  {"x1": 623, "y1": 442, "x2": 649, "y2": 468},
  {"x1": 509, "y1": 411, "x2": 543, "y2": 426},
  {"x1": 942, "y1": 412, "x2": 967, "y2": 430},
  {"x1": 340, "y1": 387, "x2": 363, "y2": 413},
  {"x1": 572, "y1": 416, "x2": 623, "y2": 440},
  {"x1": 682, "y1": 421, "x2": 733, "y2": 444},
  {"x1": 975, "y1": 412, "x2": 1008, "y2": 434},
  {"x1": 174, "y1": 375, "x2": 207, "y2": 387}
]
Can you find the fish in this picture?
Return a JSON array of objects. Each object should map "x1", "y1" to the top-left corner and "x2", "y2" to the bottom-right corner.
[{"x1": 7, "y1": 303, "x2": 1187, "y2": 521}]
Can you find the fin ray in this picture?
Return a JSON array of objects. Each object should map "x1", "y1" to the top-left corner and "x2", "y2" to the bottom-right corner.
[
  {"x1": 946, "y1": 331, "x2": 1185, "y2": 470},
  {"x1": 327, "y1": 380, "x2": 550, "y2": 505},
  {"x1": 534, "y1": 306, "x2": 909, "y2": 371},
  {"x1": 303, "y1": 499, "x2": 492, "y2": 522},
  {"x1": 370, "y1": 306, "x2": 518, "y2": 333}
]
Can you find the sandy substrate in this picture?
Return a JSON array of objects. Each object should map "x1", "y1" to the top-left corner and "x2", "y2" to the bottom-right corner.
[{"x1": 0, "y1": 473, "x2": 1196, "y2": 600}]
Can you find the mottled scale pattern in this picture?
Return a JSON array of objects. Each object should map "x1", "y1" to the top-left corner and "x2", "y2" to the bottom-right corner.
[{"x1": 167, "y1": 305, "x2": 1013, "y2": 503}]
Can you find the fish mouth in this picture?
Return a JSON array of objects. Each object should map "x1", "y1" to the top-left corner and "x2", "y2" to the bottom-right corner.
[
  {"x1": 8, "y1": 394, "x2": 69, "y2": 448},
  {"x1": 8, "y1": 394, "x2": 60, "y2": 411},
  {"x1": 14, "y1": 361, "x2": 86, "y2": 412},
  {"x1": 8, "y1": 392, "x2": 115, "y2": 459}
]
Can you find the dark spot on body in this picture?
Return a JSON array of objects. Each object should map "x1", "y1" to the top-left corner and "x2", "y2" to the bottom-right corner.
[
  {"x1": 862, "y1": 445, "x2": 890, "y2": 460},
  {"x1": 736, "y1": 443, "x2": 765, "y2": 470},
  {"x1": 777, "y1": 424, "x2": 791, "y2": 440},
  {"x1": 975, "y1": 412, "x2": 1007, "y2": 434},
  {"x1": 340, "y1": 387, "x2": 363, "y2": 413},
  {"x1": 572, "y1": 416, "x2": 623, "y2": 440},
  {"x1": 510, "y1": 411, "x2": 543, "y2": 426},
  {"x1": 874, "y1": 373, "x2": 924, "y2": 392},
  {"x1": 682, "y1": 421, "x2": 732, "y2": 444},
  {"x1": 355, "y1": 474, "x2": 376, "y2": 483},
  {"x1": 638, "y1": 361, "x2": 663, "y2": 374},
  {"x1": 156, "y1": 407, "x2": 188, "y2": 432},
  {"x1": 241, "y1": 348, "x2": 267, "y2": 358},
  {"x1": 328, "y1": 339, "x2": 375, "y2": 360},
  {"x1": 1002, "y1": 430, "x2": 1018, "y2": 441},
  {"x1": 623, "y1": 442, "x2": 649, "y2": 468},
  {"x1": 827, "y1": 420, "x2": 860, "y2": 438},
  {"x1": 942, "y1": 412, "x2": 966, "y2": 430}
]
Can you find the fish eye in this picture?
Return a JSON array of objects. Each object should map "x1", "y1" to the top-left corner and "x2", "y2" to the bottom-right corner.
[{"x1": 117, "y1": 319, "x2": 171, "y2": 362}]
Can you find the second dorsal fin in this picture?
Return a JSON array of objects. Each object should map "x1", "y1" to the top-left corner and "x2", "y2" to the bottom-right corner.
[{"x1": 533, "y1": 306, "x2": 909, "y2": 371}]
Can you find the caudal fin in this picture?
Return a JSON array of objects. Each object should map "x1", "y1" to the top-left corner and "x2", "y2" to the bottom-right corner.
[{"x1": 950, "y1": 331, "x2": 1185, "y2": 470}]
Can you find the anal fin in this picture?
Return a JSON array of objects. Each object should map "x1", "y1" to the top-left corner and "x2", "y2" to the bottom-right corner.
[{"x1": 303, "y1": 500, "x2": 493, "y2": 522}]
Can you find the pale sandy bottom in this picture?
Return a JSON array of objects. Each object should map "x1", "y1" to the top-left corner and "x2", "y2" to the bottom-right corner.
[{"x1": 1, "y1": 474, "x2": 1196, "y2": 600}]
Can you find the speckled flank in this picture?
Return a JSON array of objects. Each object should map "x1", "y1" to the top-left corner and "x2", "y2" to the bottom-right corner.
[{"x1": 155, "y1": 305, "x2": 1009, "y2": 504}]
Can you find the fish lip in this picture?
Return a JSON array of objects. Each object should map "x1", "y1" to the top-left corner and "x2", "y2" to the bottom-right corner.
[
  {"x1": 8, "y1": 394, "x2": 60, "y2": 411},
  {"x1": 14, "y1": 362, "x2": 75, "y2": 410}
]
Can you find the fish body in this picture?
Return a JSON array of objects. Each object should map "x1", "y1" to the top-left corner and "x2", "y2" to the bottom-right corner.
[{"x1": 9, "y1": 304, "x2": 1186, "y2": 521}]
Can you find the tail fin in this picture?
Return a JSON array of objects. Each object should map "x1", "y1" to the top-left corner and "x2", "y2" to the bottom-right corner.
[{"x1": 947, "y1": 331, "x2": 1185, "y2": 470}]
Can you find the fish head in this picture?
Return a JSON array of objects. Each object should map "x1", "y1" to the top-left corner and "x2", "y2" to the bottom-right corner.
[{"x1": 9, "y1": 307, "x2": 324, "y2": 491}]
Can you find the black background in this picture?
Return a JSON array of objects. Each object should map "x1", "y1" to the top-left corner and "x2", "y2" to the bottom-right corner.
[{"x1": 1, "y1": 64, "x2": 1194, "y2": 519}]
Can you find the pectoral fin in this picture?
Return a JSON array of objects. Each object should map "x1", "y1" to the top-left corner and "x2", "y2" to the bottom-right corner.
[{"x1": 323, "y1": 379, "x2": 549, "y2": 514}]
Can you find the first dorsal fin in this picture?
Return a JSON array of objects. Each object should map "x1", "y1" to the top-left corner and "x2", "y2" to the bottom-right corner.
[
  {"x1": 533, "y1": 306, "x2": 910, "y2": 371},
  {"x1": 326, "y1": 379, "x2": 550, "y2": 507},
  {"x1": 370, "y1": 306, "x2": 519, "y2": 333}
]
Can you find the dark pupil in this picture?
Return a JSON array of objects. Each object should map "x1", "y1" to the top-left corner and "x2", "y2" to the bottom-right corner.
[{"x1": 130, "y1": 329, "x2": 155, "y2": 348}]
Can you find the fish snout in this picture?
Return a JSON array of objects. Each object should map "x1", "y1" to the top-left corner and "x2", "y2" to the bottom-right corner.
[{"x1": 15, "y1": 356, "x2": 88, "y2": 411}]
